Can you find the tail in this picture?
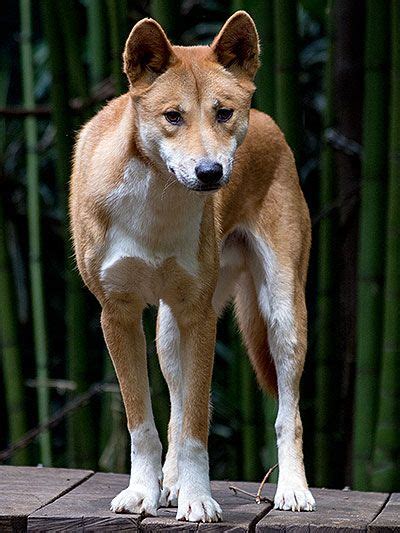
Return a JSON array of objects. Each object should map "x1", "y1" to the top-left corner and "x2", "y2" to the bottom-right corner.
[{"x1": 234, "y1": 271, "x2": 277, "y2": 396}]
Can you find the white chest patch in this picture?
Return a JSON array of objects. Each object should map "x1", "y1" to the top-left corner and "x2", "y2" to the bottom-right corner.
[{"x1": 100, "y1": 159, "x2": 204, "y2": 298}]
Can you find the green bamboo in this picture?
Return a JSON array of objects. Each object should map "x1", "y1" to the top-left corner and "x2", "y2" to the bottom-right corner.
[
  {"x1": 314, "y1": 0, "x2": 335, "y2": 487},
  {"x1": 370, "y1": 0, "x2": 400, "y2": 491},
  {"x1": 352, "y1": 0, "x2": 389, "y2": 490},
  {"x1": 41, "y1": 0, "x2": 95, "y2": 468},
  {"x1": 57, "y1": 0, "x2": 89, "y2": 99},
  {"x1": 232, "y1": 0, "x2": 275, "y2": 117},
  {"x1": 0, "y1": 59, "x2": 29, "y2": 465},
  {"x1": 57, "y1": 0, "x2": 96, "y2": 469},
  {"x1": 20, "y1": 0, "x2": 52, "y2": 465},
  {"x1": 87, "y1": 0, "x2": 108, "y2": 87},
  {"x1": 273, "y1": 0, "x2": 301, "y2": 158},
  {"x1": 262, "y1": 397, "x2": 278, "y2": 483},
  {"x1": 150, "y1": 0, "x2": 181, "y2": 42},
  {"x1": 107, "y1": 0, "x2": 127, "y2": 95},
  {"x1": 40, "y1": 0, "x2": 70, "y2": 201},
  {"x1": 228, "y1": 311, "x2": 259, "y2": 481},
  {"x1": 0, "y1": 206, "x2": 29, "y2": 465}
]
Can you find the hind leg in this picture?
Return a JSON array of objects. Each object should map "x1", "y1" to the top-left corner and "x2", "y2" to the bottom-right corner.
[{"x1": 247, "y1": 232, "x2": 316, "y2": 511}]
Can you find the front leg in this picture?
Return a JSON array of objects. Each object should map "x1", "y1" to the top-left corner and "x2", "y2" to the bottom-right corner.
[
  {"x1": 175, "y1": 309, "x2": 222, "y2": 523},
  {"x1": 101, "y1": 299, "x2": 163, "y2": 516}
]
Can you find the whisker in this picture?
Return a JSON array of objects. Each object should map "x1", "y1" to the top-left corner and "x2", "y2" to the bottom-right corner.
[{"x1": 161, "y1": 176, "x2": 176, "y2": 199}]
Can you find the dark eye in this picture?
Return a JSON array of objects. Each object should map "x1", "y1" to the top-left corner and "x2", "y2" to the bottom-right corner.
[
  {"x1": 216, "y1": 108, "x2": 233, "y2": 123},
  {"x1": 164, "y1": 111, "x2": 183, "y2": 125}
]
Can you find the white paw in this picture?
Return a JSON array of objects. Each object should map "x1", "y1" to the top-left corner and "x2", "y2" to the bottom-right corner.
[
  {"x1": 110, "y1": 486, "x2": 159, "y2": 516},
  {"x1": 274, "y1": 487, "x2": 316, "y2": 511},
  {"x1": 159, "y1": 483, "x2": 179, "y2": 507},
  {"x1": 176, "y1": 495, "x2": 222, "y2": 522}
]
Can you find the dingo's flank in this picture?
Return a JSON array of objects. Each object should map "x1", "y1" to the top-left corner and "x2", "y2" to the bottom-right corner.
[{"x1": 70, "y1": 11, "x2": 315, "y2": 523}]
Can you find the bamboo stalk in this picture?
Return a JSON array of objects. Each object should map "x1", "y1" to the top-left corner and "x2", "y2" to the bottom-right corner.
[
  {"x1": 41, "y1": 0, "x2": 95, "y2": 468},
  {"x1": 87, "y1": 0, "x2": 108, "y2": 87},
  {"x1": 107, "y1": 0, "x2": 127, "y2": 95},
  {"x1": 0, "y1": 59, "x2": 29, "y2": 465},
  {"x1": 57, "y1": 0, "x2": 89, "y2": 99},
  {"x1": 56, "y1": 0, "x2": 96, "y2": 469},
  {"x1": 0, "y1": 207, "x2": 29, "y2": 465},
  {"x1": 370, "y1": 0, "x2": 400, "y2": 491},
  {"x1": 151, "y1": 0, "x2": 181, "y2": 42},
  {"x1": 19, "y1": 0, "x2": 52, "y2": 465},
  {"x1": 352, "y1": 0, "x2": 389, "y2": 490},
  {"x1": 314, "y1": 0, "x2": 335, "y2": 487},
  {"x1": 238, "y1": 0, "x2": 275, "y2": 116},
  {"x1": 228, "y1": 311, "x2": 260, "y2": 481},
  {"x1": 273, "y1": 0, "x2": 301, "y2": 158}
]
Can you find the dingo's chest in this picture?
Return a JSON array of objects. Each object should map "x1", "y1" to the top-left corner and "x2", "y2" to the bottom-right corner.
[{"x1": 100, "y1": 159, "x2": 205, "y2": 303}]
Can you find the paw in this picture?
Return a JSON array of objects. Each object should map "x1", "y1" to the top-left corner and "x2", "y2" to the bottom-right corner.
[
  {"x1": 176, "y1": 495, "x2": 222, "y2": 522},
  {"x1": 110, "y1": 486, "x2": 159, "y2": 516},
  {"x1": 159, "y1": 483, "x2": 179, "y2": 507},
  {"x1": 274, "y1": 487, "x2": 316, "y2": 512}
]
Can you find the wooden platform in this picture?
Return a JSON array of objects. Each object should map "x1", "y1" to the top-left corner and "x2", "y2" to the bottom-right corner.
[{"x1": 0, "y1": 466, "x2": 399, "y2": 532}]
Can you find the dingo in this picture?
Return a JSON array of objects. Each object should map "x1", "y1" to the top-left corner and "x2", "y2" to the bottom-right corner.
[{"x1": 70, "y1": 11, "x2": 315, "y2": 522}]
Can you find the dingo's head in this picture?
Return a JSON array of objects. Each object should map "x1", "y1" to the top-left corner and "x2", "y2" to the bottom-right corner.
[{"x1": 123, "y1": 11, "x2": 259, "y2": 192}]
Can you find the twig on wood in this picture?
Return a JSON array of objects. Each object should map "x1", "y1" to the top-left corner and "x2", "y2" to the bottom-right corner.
[
  {"x1": 229, "y1": 463, "x2": 278, "y2": 505},
  {"x1": 255, "y1": 463, "x2": 278, "y2": 504}
]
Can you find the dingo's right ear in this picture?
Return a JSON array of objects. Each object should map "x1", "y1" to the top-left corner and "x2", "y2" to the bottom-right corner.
[{"x1": 123, "y1": 19, "x2": 177, "y2": 90}]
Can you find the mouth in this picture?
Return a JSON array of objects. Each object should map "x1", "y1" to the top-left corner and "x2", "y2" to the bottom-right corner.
[{"x1": 190, "y1": 184, "x2": 222, "y2": 192}]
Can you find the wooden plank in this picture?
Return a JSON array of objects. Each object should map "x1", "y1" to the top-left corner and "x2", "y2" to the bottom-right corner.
[
  {"x1": 0, "y1": 465, "x2": 92, "y2": 532},
  {"x1": 368, "y1": 493, "x2": 400, "y2": 532},
  {"x1": 141, "y1": 481, "x2": 274, "y2": 532},
  {"x1": 256, "y1": 486, "x2": 389, "y2": 533},
  {"x1": 28, "y1": 472, "x2": 140, "y2": 531}
]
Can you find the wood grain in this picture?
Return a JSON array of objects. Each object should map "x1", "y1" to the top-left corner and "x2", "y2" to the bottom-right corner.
[
  {"x1": 28, "y1": 472, "x2": 139, "y2": 532},
  {"x1": 369, "y1": 492, "x2": 400, "y2": 532},
  {"x1": 1, "y1": 467, "x2": 398, "y2": 532},
  {"x1": 141, "y1": 481, "x2": 274, "y2": 532},
  {"x1": 256, "y1": 487, "x2": 389, "y2": 533},
  {"x1": 0, "y1": 465, "x2": 92, "y2": 532}
]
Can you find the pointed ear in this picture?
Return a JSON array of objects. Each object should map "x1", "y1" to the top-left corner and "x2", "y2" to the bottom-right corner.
[
  {"x1": 211, "y1": 11, "x2": 260, "y2": 79},
  {"x1": 123, "y1": 18, "x2": 177, "y2": 89}
]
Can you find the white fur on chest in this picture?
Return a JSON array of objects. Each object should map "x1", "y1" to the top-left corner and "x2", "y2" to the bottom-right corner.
[{"x1": 100, "y1": 159, "x2": 204, "y2": 297}]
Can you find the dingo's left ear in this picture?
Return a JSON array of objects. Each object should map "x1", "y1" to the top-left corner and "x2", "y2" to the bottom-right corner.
[
  {"x1": 211, "y1": 11, "x2": 260, "y2": 79},
  {"x1": 123, "y1": 18, "x2": 177, "y2": 90}
]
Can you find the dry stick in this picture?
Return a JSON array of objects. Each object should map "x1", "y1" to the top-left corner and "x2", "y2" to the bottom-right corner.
[
  {"x1": 229, "y1": 463, "x2": 278, "y2": 505},
  {"x1": 255, "y1": 463, "x2": 278, "y2": 503},
  {"x1": 0, "y1": 79, "x2": 114, "y2": 117}
]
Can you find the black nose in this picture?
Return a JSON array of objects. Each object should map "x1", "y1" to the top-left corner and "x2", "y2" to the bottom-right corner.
[{"x1": 195, "y1": 160, "x2": 223, "y2": 185}]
